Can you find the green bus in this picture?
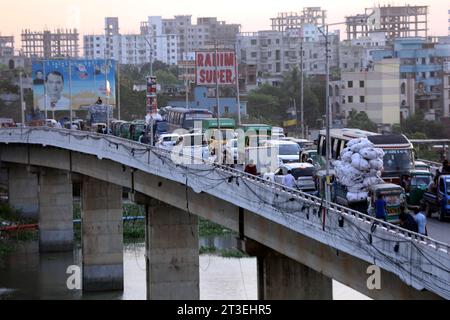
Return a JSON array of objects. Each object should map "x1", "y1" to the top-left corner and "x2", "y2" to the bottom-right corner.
[{"x1": 201, "y1": 118, "x2": 236, "y2": 131}]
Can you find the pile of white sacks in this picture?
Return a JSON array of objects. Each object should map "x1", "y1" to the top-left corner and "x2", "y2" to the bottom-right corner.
[{"x1": 334, "y1": 138, "x2": 385, "y2": 202}]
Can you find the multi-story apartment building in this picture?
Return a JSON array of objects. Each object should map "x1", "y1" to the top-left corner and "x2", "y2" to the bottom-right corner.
[
  {"x1": 237, "y1": 27, "x2": 340, "y2": 86},
  {"x1": 371, "y1": 37, "x2": 450, "y2": 120},
  {"x1": 161, "y1": 15, "x2": 240, "y2": 61},
  {"x1": 84, "y1": 17, "x2": 178, "y2": 66},
  {"x1": 330, "y1": 58, "x2": 401, "y2": 126}
]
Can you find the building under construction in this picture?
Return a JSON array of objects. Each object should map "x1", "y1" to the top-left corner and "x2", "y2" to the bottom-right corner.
[
  {"x1": 346, "y1": 5, "x2": 428, "y2": 40},
  {"x1": 0, "y1": 36, "x2": 14, "y2": 57},
  {"x1": 21, "y1": 29, "x2": 79, "y2": 58},
  {"x1": 271, "y1": 7, "x2": 326, "y2": 32}
]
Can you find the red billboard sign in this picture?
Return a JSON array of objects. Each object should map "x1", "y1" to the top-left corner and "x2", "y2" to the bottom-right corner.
[
  {"x1": 146, "y1": 76, "x2": 157, "y2": 114},
  {"x1": 196, "y1": 51, "x2": 236, "y2": 86}
]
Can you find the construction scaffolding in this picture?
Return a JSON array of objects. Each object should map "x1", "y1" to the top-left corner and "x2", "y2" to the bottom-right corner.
[
  {"x1": 21, "y1": 29, "x2": 79, "y2": 58},
  {"x1": 271, "y1": 7, "x2": 326, "y2": 32},
  {"x1": 346, "y1": 5, "x2": 428, "y2": 40}
]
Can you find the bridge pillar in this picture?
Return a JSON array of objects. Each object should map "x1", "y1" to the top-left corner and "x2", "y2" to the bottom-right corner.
[
  {"x1": 38, "y1": 168, "x2": 74, "y2": 253},
  {"x1": 8, "y1": 164, "x2": 39, "y2": 219},
  {"x1": 146, "y1": 201, "x2": 199, "y2": 300},
  {"x1": 81, "y1": 178, "x2": 123, "y2": 292},
  {"x1": 245, "y1": 239, "x2": 332, "y2": 300}
]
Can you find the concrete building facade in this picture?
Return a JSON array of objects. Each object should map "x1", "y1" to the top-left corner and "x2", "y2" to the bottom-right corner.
[
  {"x1": 371, "y1": 37, "x2": 450, "y2": 120},
  {"x1": 84, "y1": 17, "x2": 178, "y2": 66},
  {"x1": 22, "y1": 29, "x2": 79, "y2": 58},
  {"x1": 237, "y1": 28, "x2": 340, "y2": 86},
  {"x1": 168, "y1": 86, "x2": 247, "y2": 116},
  {"x1": 331, "y1": 58, "x2": 401, "y2": 125}
]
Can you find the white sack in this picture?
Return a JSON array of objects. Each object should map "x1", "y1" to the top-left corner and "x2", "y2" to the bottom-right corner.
[
  {"x1": 347, "y1": 192, "x2": 369, "y2": 202},
  {"x1": 369, "y1": 159, "x2": 384, "y2": 171},
  {"x1": 359, "y1": 148, "x2": 379, "y2": 161},
  {"x1": 351, "y1": 153, "x2": 370, "y2": 171}
]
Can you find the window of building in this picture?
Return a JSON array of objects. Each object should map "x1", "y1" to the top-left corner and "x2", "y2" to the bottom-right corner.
[
  {"x1": 360, "y1": 96, "x2": 365, "y2": 103},
  {"x1": 348, "y1": 96, "x2": 354, "y2": 103},
  {"x1": 359, "y1": 81, "x2": 364, "y2": 88},
  {"x1": 225, "y1": 106, "x2": 229, "y2": 114},
  {"x1": 251, "y1": 52, "x2": 257, "y2": 58},
  {"x1": 276, "y1": 39, "x2": 280, "y2": 44},
  {"x1": 251, "y1": 39, "x2": 257, "y2": 45},
  {"x1": 348, "y1": 81, "x2": 353, "y2": 88},
  {"x1": 343, "y1": 63, "x2": 348, "y2": 69}
]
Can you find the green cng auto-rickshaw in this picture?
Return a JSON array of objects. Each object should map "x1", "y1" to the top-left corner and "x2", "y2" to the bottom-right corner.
[
  {"x1": 368, "y1": 184, "x2": 406, "y2": 225},
  {"x1": 407, "y1": 170, "x2": 433, "y2": 208}
]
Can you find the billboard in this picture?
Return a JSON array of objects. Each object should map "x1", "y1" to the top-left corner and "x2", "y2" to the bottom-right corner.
[
  {"x1": 196, "y1": 51, "x2": 236, "y2": 86},
  {"x1": 146, "y1": 76, "x2": 157, "y2": 114},
  {"x1": 32, "y1": 59, "x2": 116, "y2": 112}
]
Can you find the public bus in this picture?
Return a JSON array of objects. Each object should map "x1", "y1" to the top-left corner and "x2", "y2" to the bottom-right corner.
[
  {"x1": 318, "y1": 128, "x2": 415, "y2": 184},
  {"x1": 164, "y1": 107, "x2": 213, "y2": 132}
]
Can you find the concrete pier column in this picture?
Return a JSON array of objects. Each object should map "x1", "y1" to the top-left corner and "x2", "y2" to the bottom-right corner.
[
  {"x1": 38, "y1": 168, "x2": 73, "y2": 253},
  {"x1": 147, "y1": 202, "x2": 199, "y2": 300},
  {"x1": 81, "y1": 178, "x2": 123, "y2": 292},
  {"x1": 245, "y1": 239, "x2": 332, "y2": 300},
  {"x1": 8, "y1": 164, "x2": 39, "y2": 219}
]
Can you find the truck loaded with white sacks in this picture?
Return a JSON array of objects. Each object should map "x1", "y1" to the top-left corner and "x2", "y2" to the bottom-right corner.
[{"x1": 331, "y1": 137, "x2": 407, "y2": 221}]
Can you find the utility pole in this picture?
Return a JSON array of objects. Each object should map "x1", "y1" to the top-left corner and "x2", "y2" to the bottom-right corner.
[
  {"x1": 235, "y1": 44, "x2": 241, "y2": 125},
  {"x1": 215, "y1": 41, "x2": 221, "y2": 133},
  {"x1": 117, "y1": 63, "x2": 121, "y2": 120},
  {"x1": 19, "y1": 71, "x2": 25, "y2": 125},
  {"x1": 324, "y1": 25, "x2": 331, "y2": 203},
  {"x1": 300, "y1": 35, "x2": 305, "y2": 139},
  {"x1": 69, "y1": 61, "x2": 73, "y2": 126}
]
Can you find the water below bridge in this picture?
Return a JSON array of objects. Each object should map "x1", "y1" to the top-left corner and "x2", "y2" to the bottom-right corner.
[{"x1": 0, "y1": 235, "x2": 370, "y2": 300}]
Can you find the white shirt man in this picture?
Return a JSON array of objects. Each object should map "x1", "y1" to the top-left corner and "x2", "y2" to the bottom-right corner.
[
  {"x1": 36, "y1": 71, "x2": 70, "y2": 111},
  {"x1": 282, "y1": 170, "x2": 296, "y2": 189}
]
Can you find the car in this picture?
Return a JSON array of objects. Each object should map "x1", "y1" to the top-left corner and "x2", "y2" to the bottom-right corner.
[
  {"x1": 262, "y1": 140, "x2": 301, "y2": 164},
  {"x1": 175, "y1": 133, "x2": 210, "y2": 161},
  {"x1": 156, "y1": 133, "x2": 180, "y2": 149},
  {"x1": 263, "y1": 162, "x2": 317, "y2": 193},
  {"x1": 282, "y1": 137, "x2": 314, "y2": 150},
  {"x1": 300, "y1": 149, "x2": 323, "y2": 169}
]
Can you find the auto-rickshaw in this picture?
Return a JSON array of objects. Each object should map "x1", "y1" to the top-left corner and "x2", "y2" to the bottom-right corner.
[
  {"x1": 129, "y1": 120, "x2": 147, "y2": 142},
  {"x1": 368, "y1": 184, "x2": 406, "y2": 224},
  {"x1": 406, "y1": 170, "x2": 433, "y2": 208}
]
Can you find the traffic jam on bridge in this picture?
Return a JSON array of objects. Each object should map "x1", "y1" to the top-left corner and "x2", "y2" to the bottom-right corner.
[{"x1": 1, "y1": 2, "x2": 450, "y2": 303}]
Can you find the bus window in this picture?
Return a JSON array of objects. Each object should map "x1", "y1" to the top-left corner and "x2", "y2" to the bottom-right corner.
[
  {"x1": 332, "y1": 138, "x2": 338, "y2": 159},
  {"x1": 336, "y1": 140, "x2": 344, "y2": 159}
]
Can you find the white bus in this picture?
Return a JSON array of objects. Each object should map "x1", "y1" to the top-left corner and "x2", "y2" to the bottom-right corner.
[{"x1": 318, "y1": 128, "x2": 414, "y2": 184}]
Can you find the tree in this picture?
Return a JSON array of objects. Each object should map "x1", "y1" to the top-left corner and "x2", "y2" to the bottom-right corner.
[
  {"x1": 346, "y1": 110, "x2": 377, "y2": 132},
  {"x1": 154, "y1": 70, "x2": 179, "y2": 91}
]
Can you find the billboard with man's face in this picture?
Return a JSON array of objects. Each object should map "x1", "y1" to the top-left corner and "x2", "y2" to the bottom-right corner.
[{"x1": 32, "y1": 59, "x2": 116, "y2": 112}]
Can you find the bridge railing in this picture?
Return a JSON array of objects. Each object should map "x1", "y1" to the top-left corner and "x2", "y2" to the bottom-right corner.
[
  {"x1": 1, "y1": 127, "x2": 449, "y2": 298},
  {"x1": 3, "y1": 127, "x2": 449, "y2": 255}
]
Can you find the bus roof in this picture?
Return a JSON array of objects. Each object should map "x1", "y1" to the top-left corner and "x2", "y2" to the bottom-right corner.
[
  {"x1": 319, "y1": 128, "x2": 412, "y2": 148},
  {"x1": 202, "y1": 118, "x2": 236, "y2": 129},
  {"x1": 240, "y1": 124, "x2": 272, "y2": 131},
  {"x1": 167, "y1": 107, "x2": 212, "y2": 114}
]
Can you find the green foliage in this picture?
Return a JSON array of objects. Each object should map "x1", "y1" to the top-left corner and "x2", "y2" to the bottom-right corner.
[
  {"x1": 155, "y1": 69, "x2": 179, "y2": 90},
  {"x1": 400, "y1": 111, "x2": 445, "y2": 139},
  {"x1": 199, "y1": 217, "x2": 233, "y2": 237},
  {"x1": 246, "y1": 69, "x2": 326, "y2": 129},
  {"x1": 346, "y1": 110, "x2": 378, "y2": 132}
]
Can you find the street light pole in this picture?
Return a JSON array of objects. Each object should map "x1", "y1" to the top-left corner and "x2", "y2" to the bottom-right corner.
[{"x1": 300, "y1": 35, "x2": 305, "y2": 139}]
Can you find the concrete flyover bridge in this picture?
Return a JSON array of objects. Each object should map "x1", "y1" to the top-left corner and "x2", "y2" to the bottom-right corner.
[{"x1": 0, "y1": 127, "x2": 449, "y2": 300}]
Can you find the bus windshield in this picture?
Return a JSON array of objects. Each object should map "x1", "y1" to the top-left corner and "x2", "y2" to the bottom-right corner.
[{"x1": 383, "y1": 149, "x2": 414, "y2": 173}]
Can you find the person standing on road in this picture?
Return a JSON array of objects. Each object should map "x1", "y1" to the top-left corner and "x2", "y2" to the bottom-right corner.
[
  {"x1": 374, "y1": 194, "x2": 387, "y2": 221},
  {"x1": 414, "y1": 206, "x2": 428, "y2": 236},
  {"x1": 282, "y1": 170, "x2": 296, "y2": 189}
]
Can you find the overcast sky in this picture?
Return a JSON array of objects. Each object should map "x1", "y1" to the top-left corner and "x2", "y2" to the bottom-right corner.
[{"x1": 1, "y1": 0, "x2": 448, "y2": 49}]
